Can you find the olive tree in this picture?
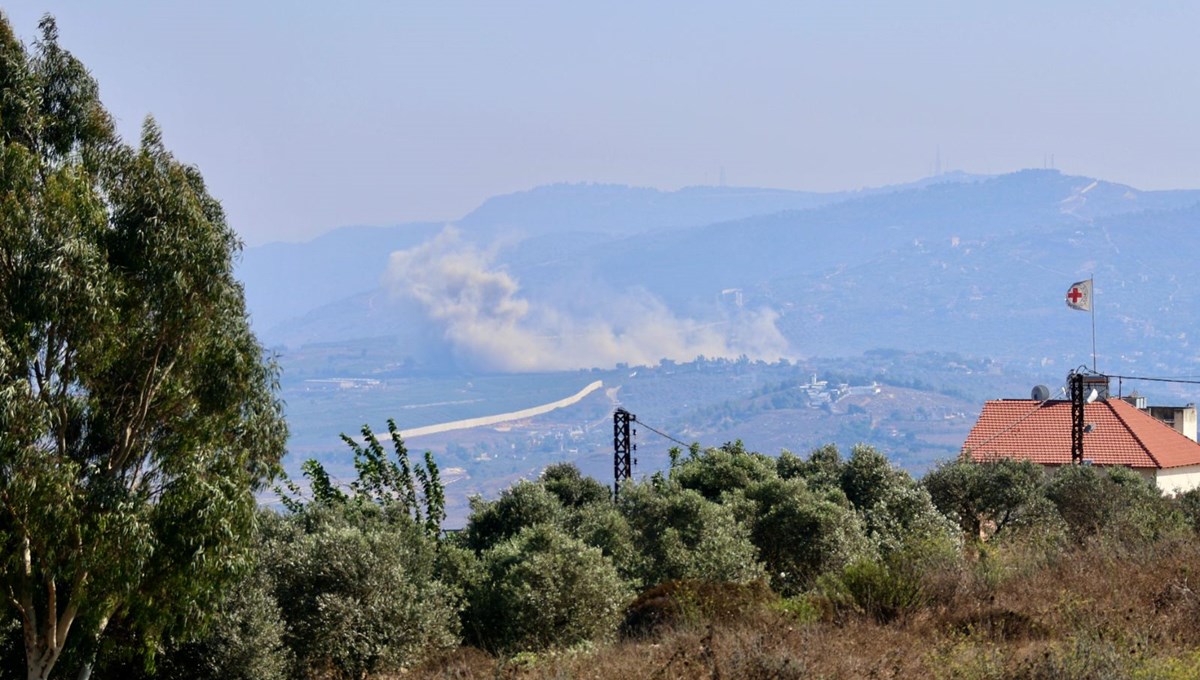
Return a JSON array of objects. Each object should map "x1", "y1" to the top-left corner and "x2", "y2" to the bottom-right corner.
[
  {"x1": 465, "y1": 525, "x2": 628, "y2": 653},
  {"x1": 744, "y1": 478, "x2": 871, "y2": 593},
  {"x1": 616, "y1": 480, "x2": 763, "y2": 588},
  {"x1": 0, "y1": 16, "x2": 286, "y2": 679},
  {"x1": 265, "y1": 509, "x2": 459, "y2": 678},
  {"x1": 923, "y1": 458, "x2": 1044, "y2": 539}
]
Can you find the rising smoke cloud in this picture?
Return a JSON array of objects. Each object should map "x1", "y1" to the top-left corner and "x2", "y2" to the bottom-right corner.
[{"x1": 385, "y1": 229, "x2": 790, "y2": 372}]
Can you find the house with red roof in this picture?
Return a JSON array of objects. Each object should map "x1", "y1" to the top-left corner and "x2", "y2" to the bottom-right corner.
[{"x1": 962, "y1": 389, "x2": 1200, "y2": 495}]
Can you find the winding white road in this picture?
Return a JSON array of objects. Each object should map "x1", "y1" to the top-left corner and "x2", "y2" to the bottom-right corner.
[{"x1": 395, "y1": 380, "x2": 604, "y2": 439}]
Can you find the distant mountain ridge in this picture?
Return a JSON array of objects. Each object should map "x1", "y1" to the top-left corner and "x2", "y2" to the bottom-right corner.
[
  {"x1": 240, "y1": 170, "x2": 1200, "y2": 380},
  {"x1": 239, "y1": 173, "x2": 988, "y2": 338}
]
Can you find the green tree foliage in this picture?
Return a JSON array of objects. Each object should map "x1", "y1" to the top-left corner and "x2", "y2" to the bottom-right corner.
[
  {"x1": 779, "y1": 444, "x2": 843, "y2": 490},
  {"x1": 1043, "y1": 464, "x2": 1185, "y2": 543},
  {"x1": 743, "y1": 478, "x2": 871, "y2": 594},
  {"x1": 923, "y1": 458, "x2": 1044, "y2": 539},
  {"x1": 288, "y1": 459, "x2": 348, "y2": 509},
  {"x1": 1177, "y1": 487, "x2": 1200, "y2": 534},
  {"x1": 540, "y1": 462, "x2": 610, "y2": 508},
  {"x1": 616, "y1": 481, "x2": 763, "y2": 588},
  {"x1": 570, "y1": 502, "x2": 638, "y2": 575},
  {"x1": 839, "y1": 444, "x2": 906, "y2": 511},
  {"x1": 465, "y1": 525, "x2": 629, "y2": 653},
  {"x1": 282, "y1": 420, "x2": 445, "y2": 537},
  {"x1": 839, "y1": 445, "x2": 956, "y2": 555},
  {"x1": 142, "y1": 533, "x2": 291, "y2": 680},
  {"x1": 265, "y1": 507, "x2": 459, "y2": 679},
  {"x1": 670, "y1": 442, "x2": 777, "y2": 501},
  {"x1": 462, "y1": 481, "x2": 568, "y2": 553},
  {"x1": 344, "y1": 421, "x2": 419, "y2": 511},
  {"x1": 0, "y1": 16, "x2": 286, "y2": 678}
]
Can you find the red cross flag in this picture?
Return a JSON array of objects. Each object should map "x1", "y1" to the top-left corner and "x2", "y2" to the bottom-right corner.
[{"x1": 1065, "y1": 280, "x2": 1092, "y2": 312}]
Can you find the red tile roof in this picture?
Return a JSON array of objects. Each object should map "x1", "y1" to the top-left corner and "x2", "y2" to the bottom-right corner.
[{"x1": 963, "y1": 398, "x2": 1200, "y2": 469}]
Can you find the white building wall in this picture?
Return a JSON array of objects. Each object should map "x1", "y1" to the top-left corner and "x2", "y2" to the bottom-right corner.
[
  {"x1": 1155, "y1": 464, "x2": 1200, "y2": 495},
  {"x1": 1182, "y1": 408, "x2": 1197, "y2": 442}
]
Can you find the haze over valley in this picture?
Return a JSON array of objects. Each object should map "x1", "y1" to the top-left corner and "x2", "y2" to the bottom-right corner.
[{"x1": 240, "y1": 170, "x2": 1200, "y2": 524}]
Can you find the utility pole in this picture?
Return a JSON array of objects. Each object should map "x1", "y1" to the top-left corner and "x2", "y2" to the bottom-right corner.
[
  {"x1": 613, "y1": 408, "x2": 635, "y2": 497},
  {"x1": 1070, "y1": 371, "x2": 1085, "y2": 464}
]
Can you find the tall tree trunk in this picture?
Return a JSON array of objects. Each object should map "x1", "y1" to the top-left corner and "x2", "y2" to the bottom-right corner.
[
  {"x1": 25, "y1": 646, "x2": 57, "y2": 680},
  {"x1": 74, "y1": 610, "x2": 111, "y2": 680}
]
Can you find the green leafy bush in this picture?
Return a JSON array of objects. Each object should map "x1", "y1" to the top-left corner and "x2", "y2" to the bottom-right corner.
[
  {"x1": 462, "y1": 481, "x2": 568, "y2": 552},
  {"x1": 616, "y1": 481, "x2": 763, "y2": 587},
  {"x1": 151, "y1": 570, "x2": 292, "y2": 680},
  {"x1": 265, "y1": 508, "x2": 459, "y2": 678},
  {"x1": 1044, "y1": 465, "x2": 1185, "y2": 543},
  {"x1": 744, "y1": 478, "x2": 872, "y2": 593},
  {"x1": 818, "y1": 559, "x2": 925, "y2": 624},
  {"x1": 540, "y1": 462, "x2": 611, "y2": 508},
  {"x1": 466, "y1": 525, "x2": 630, "y2": 653},
  {"x1": 924, "y1": 458, "x2": 1044, "y2": 539},
  {"x1": 570, "y1": 502, "x2": 639, "y2": 579},
  {"x1": 779, "y1": 444, "x2": 843, "y2": 491},
  {"x1": 670, "y1": 442, "x2": 777, "y2": 500}
]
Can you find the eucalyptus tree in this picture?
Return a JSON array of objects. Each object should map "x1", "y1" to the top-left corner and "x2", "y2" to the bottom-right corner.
[{"x1": 0, "y1": 16, "x2": 286, "y2": 679}]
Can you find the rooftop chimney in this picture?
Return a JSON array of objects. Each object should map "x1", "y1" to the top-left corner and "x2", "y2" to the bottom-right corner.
[
  {"x1": 1147, "y1": 404, "x2": 1198, "y2": 442},
  {"x1": 1080, "y1": 374, "x2": 1109, "y2": 401}
]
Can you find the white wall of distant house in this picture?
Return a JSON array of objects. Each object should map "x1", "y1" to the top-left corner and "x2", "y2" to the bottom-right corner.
[{"x1": 1155, "y1": 465, "x2": 1200, "y2": 495}]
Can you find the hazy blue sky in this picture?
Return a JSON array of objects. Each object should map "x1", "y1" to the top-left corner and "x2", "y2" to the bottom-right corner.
[{"x1": 6, "y1": 1, "x2": 1199, "y2": 244}]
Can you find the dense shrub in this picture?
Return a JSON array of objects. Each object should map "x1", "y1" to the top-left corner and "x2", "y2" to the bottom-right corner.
[
  {"x1": 462, "y1": 480, "x2": 568, "y2": 552},
  {"x1": 621, "y1": 579, "x2": 774, "y2": 638},
  {"x1": 818, "y1": 559, "x2": 924, "y2": 624},
  {"x1": 152, "y1": 572, "x2": 291, "y2": 680},
  {"x1": 779, "y1": 444, "x2": 843, "y2": 490},
  {"x1": 839, "y1": 446, "x2": 957, "y2": 556},
  {"x1": 540, "y1": 462, "x2": 611, "y2": 508},
  {"x1": 671, "y1": 442, "x2": 777, "y2": 500},
  {"x1": 570, "y1": 502, "x2": 640, "y2": 579},
  {"x1": 924, "y1": 458, "x2": 1044, "y2": 538},
  {"x1": 265, "y1": 508, "x2": 459, "y2": 678},
  {"x1": 816, "y1": 534, "x2": 959, "y2": 625},
  {"x1": 1178, "y1": 487, "x2": 1200, "y2": 533},
  {"x1": 616, "y1": 481, "x2": 764, "y2": 587},
  {"x1": 744, "y1": 478, "x2": 872, "y2": 593},
  {"x1": 840, "y1": 444, "x2": 910, "y2": 511},
  {"x1": 1044, "y1": 464, "x2": 1185, "y2": 543},
  {"x1": 466, "y1": 525, "x2": 630, "y2": 653}
]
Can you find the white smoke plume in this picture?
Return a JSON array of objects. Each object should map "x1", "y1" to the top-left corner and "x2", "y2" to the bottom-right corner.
[{"x1": 385, "y1": 229, "x2": 790, "y2": 372}]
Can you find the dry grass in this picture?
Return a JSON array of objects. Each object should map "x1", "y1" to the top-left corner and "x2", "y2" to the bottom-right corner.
[{"x1": 403, "y1": 536, "x2": 1200, "y2": 679}]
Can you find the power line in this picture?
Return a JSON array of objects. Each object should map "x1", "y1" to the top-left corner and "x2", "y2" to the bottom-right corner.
[
  {"x1": 1106, "y1": 374, "x2": 1200, "y2": 387},
  {"x1": 636, "y1": 419, "x2": 695, "y2": 450}
]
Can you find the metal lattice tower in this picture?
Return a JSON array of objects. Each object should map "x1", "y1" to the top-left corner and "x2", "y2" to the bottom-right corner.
[
  {"x1": 1070, "y1": 371, "x2": 1085, "y2": 464},
  {"x1": 613, "y1": 408, "x2": 635, "y2": 497}
]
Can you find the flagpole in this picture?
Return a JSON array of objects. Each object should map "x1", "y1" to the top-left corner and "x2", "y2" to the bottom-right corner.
[{"x1": 1090, "y1": 276, "x2": 1096, "y2": 372}]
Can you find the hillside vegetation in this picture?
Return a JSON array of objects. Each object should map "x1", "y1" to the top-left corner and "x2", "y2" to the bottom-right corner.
[
  {"x1": 21, "y1": 438, "x2": 1200, "y2": 679},
  {"x1": 247, "y1": 172, "x2": 1200, "y2": 381}
]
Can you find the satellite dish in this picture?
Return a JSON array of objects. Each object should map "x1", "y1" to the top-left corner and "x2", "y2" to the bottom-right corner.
[{"x1": 1031, "y1": 384, "x2": 1051, "y2": 401}]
